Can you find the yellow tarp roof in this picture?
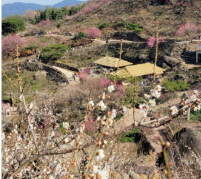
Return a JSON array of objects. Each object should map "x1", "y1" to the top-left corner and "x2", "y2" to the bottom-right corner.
[
  {"x1": 94, "y1": 56, "x2": 133, "y2": 68},
  {"x1": 110, "y1": 63, "x2": 165, "y2": 78}
]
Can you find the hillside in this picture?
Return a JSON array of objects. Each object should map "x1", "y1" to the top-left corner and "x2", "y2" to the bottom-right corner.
[
  {"x1": 61, "y1": 0, "x2": 201, "y2": 38},
  {"x1": 2, "y1": 0, "x2": 201, "y2": 179}
]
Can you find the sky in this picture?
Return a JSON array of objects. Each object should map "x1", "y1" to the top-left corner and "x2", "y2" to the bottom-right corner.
[{"x1": 2, "y1": 0, "x2": 87, "y2": 5}]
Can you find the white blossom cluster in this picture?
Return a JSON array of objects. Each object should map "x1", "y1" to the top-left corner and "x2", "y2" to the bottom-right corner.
[
  {"x1": 139, "y1": 85, "x2": 162, "y2": 118},
  {"x1": 2, "y1": 81, "x2": 120, "y2": 178},
  {"x1": 90, "y1": 164, "x2": 109, "y2": 179},
  {"x1": 169, "y1": 90, "x2": 201, "y2": 116},
  {"x1": 2, "y1": 101, "x2": 79, "y2": 178}
]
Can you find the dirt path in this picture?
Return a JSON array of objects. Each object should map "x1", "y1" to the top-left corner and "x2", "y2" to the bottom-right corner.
[
  {"x1": 92, "y1": 39, "x2": 145, "y2": 45},
  {"x1": 52, "y1": 66, "x2": 80, "y2": 85}
]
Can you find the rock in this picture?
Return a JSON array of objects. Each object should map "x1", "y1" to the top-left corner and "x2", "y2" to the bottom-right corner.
[
  {"x1": 150, "y1": 172, "x2": 161, "y2": 179},
  {"x1": 110, "y1": 172, "x2": 122, "y2": 179},
  {"x1": 161, "y1": 63, "x2": 171, "y2": 70},
  {"x1": 129, "y1": 171, "x2": 140, "y2": 179},
  {"x1": 33, "y1": 71, "x2": 46, "y2": 80},
  {"x1": 139, "y1": 174, "x2": 148, "y2": 179},
  {"x1": 174, "y1": 74, "x2": 185, "y2": 80},
  {"x1": 122, "y1": 173, "x2": 130, "y2": 179},
  {"x1": 173, "y1": 128, "x2": 201, "y2": 156},
  {"x1": 139, "y1": 54, "x2": 148, "y2": 60},
  {"x1": 163, "y1": 56, "x2": 181, "y2": 67}
]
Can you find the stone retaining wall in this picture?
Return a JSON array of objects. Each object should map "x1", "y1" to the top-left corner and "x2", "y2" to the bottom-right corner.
[
  {"x1": 3, "y1": 60, "x2": 69, "y2": 83},
  {"x1": 23, "y1": 61, "x2": 69, "y2": 83}
]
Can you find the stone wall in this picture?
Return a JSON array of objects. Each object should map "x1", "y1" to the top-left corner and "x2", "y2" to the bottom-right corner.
[
  {"x1": 23, "y1": 61, "x2": 69, "y2": 83},
  {"x1": 43, "y1": 65, "x2": 69, "y2": 83},
  {"x1": 3, "y1": 59, "x2": 69, "y2": 83}
]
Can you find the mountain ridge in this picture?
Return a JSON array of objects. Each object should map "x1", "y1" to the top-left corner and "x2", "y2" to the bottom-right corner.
[{"x1": 2, "y1": 0, "x2": 87, "y2": 18}]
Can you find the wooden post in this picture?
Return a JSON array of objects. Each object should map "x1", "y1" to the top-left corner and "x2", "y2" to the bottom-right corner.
[
  {"x1": 187, "y1": 108, "x2": 191, "y2": 121},
  {"x1": 114, "y1": 39, "x2": 123, "y2": 82},
  {"x1": 132, "y1": 76, "x2": 137, "y2": 125},
  {"x1": 153, "y1": 21, "x2": 159, "y2": 83}
]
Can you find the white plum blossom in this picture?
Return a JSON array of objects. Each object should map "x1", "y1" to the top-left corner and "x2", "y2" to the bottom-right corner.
[
  {"x1": 51, "y1": 131, "x2": 55, "y2": 138},
  {"x1": 97, "y1": 100, "x2": 107, "y2": 111},
  {"x1": 88, "y1": 100, "x2": 95, "y2": 108},
  {"x1": 79, "y1": 124, "x2": 85, "y2": 133},
  {"x1": 2, "y1": 133, "x2": 5, "y2": 140},
  {"x1": 197, "y1": 104, "x2": 201, "y2": 111},
  {"x1": 150, "y1": 89, "x2": 161, "y2": 98},
  {"x1": 102, "y1": 92, "x2": 106, "y2": 100},
  {"x1": 149, "y1": 99, "x2": 156, "y2": 107},
  {"x1": 170, "y1": 106, "x2": 178, "y2": 115},
  {"x1": 64, "y1": 137, "x2": 69, "y2": 143},
  {"x1": 139, "y1": 103, "x2": 148, "y2": 110},
  {"x1": 184, "y1": 99, "x2": 190, "y2": 105},
  {"x1": 155, "y1": 85, "x2": 162, "y2": 92},
  {"x1": 63, "y1": 122, "x2": 69, "y2": 130},
  {"x1": 55, "y1": 164, "x2": 62, "y2": 173},
  {"x1": 103, "y1": 140, "x2": 108, "y2": 145},
  {"x1": 108, "y1": 85, "x2": 115, "y2": 92},
  {"x1": 111, "y1": 109, "x2": 117, "y2": 119},
  {"x1": 140, "y1": 110, "x2": 148, "y2": 118},
  {"x1": 68, "y1": 174, "x2": 74, "y2": 178},
  {"x1": 144, "y1": 94, "x2": 151, "y2": 99},
  {"x1": 49, "y1": 175, "x2": 54, "y2": 179},
  {"x1": 194, "y1": 106, "x2": 198, "y2": 111},
  {"x1": 29, "y1": 102, "x2": 33, "y2": 110},
  {"x1": 191, "y1": 94, "x2": 197, "y2": 102},
  {"x1": 97, "y1": 116, "x2": 101, "y2": 121},
  {"x1": 139, "y1": 103, "x2": 149, "y2": 118},
  {"x1": 95, "y1": 149, "x2": 105, "y2": 161},
  {"x1": 96, "y1": 169, "x2": 109, "y2": 179},
  {"x1": 193, "y1": 90, "x2": 199, "y2": 96},
  {"x1": 106, "y1": 118, "x2": 113, "y2": 127},
  {"x1": 19, "y1": 94, "x2": 23, "y2": 101},
  {"x1": 122, "y1": 106, "x2": 127, "y2": 115},
  {"x1": 91, "y1": 165, "x2": 99, "y2": 174},
  {"x1": 5, "y1": 108, "x2": 10, "y2": 115}
]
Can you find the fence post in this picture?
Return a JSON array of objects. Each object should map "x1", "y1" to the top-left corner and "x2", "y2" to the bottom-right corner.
[{"x1": 187, "y1": 108, "x2": 191, "y2": 121}]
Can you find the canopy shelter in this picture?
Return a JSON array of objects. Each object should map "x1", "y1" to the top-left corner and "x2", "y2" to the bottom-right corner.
[
  {"x1": 94, "y1": 56, "x2": 133, "y2": 68},
  {"x1": 110, "y1": 63, "x2": 165, "y2": 78}
]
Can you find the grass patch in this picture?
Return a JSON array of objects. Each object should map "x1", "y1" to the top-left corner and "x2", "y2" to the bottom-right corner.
[
  {"x1": 120, "y1": 128, "x2": 140, "y2": 143},
  {"x1": 2, "y1": 70, "x2": 57, "y2": 103},
  {"x1": 114, "y1": 114, "x2": 122, "y2": 121},
  {"x1": 190, "y1": 110, "x2": 201, "y2": 121},
  {"x1": 163, "y1": 80, "x2": 190, "y2": 92},
  {"x1": 57, "y1": 123, "x2": 67, "y2": 134}
]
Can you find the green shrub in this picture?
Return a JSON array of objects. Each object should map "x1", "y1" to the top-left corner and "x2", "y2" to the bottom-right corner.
[
  {"x1": 2, "y1": 15, "x2": 26, "y2": 34},
  {"x1": 73, "y1": 32, "x2": 87, "y2": 40},
  {"x1": 98, "y1": 22, "x2": 109, "y2": 29},
  {"x1": 120, "y1": 128, "x2": 140, "y2": 142},
  {"x1": 116, "y1": 21, "x2": 127, "y2": 28},
  {"x1": 24, "y1": 45, "x2": 39, "y2": 51},
  {"x1": 69, "y1": 4, "x2": 85, "y2": 16},
  {"x1": 163, "y1": 80, "x2": 190, "y2": 92},
  {"x1": 127, "y1": 23, "x2": 144, "y2": 34},
  {"x1": 41, "y1": 43, "x2": 70, "y2": 63},
  {"x1": 115, "y1": 21, "x2": 143, "y2": 34}
]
